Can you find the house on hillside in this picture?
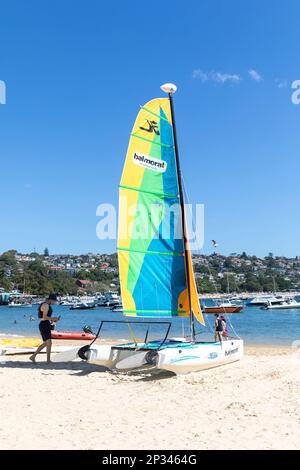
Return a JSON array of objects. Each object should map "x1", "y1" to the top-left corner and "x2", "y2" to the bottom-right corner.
[{"x1": 76, "y1": 279, "x2": 93, "y2": 289}]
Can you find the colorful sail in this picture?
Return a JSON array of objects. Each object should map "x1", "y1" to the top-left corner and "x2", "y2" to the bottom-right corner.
[{"x1": 117, "y1": 96, "x2": 204, "y2": 325}]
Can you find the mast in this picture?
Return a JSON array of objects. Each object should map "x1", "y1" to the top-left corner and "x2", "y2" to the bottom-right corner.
[{"x1": 160, "y1": 83, "x2": 196, "y2": 342}]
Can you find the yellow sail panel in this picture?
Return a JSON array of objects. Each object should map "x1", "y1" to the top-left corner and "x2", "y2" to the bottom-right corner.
[
  {"x1": 118, "y1": 249, "x2": 136, "y2": 315},
  {"x1": 120, "y1": 98, "x2": 172, "y2": 194},
  {"x1": 186, "y1": 241, "x2": 205, "y2": 326}
]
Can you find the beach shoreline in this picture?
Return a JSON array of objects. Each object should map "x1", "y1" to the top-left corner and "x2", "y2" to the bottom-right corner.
[
  {"x1": 1, "y1": 334, "x2": 298, "y2": 351},
  {"x1": 0, "y1": 334, "x2": 297, "y2": 349}
]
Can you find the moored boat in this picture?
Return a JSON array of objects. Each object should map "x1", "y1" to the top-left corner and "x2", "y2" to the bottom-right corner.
[
  {"x1": 51, "y1": 330, "x2": 96, "y2": 340},
  {"x1": 247, "y1": 294, "x2": 292, "y2": 306},
  {"x1": 53, "y1": 83, "x2": 243, "y2": 374},
  {"x1": 8, "y1": 301, "x2": 33, "y2": 308},
  {"x1": 262, "y1": 298, "x2": 300, "y2": 310},
  {"x1": 70, "y1": 302, "x2": 96, "y2": 310},
  {"x1": 98, "y1": 292, "x2": 120, "y2": 307},
  {"x1": 204, "y1": 302, "x2": 243, "y2": 314},
  {"x1": 110, "y1": 303, "x2": 123, "y2": 312}
]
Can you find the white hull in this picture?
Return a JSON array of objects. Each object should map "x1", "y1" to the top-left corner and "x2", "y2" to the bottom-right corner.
[
  {"x1": 249, "y1": 295, "x2": 294, "y2": 306},
  {"x1": 157, "y1": 340, "x2": 243, "y2": 374},
  {"x1": 264, "y1": 303, "x2": 300, "y2": 310},
  {"x1": 8, "y1": 304, "x2": 32, "y2": 308},
  {"x1": 78, "y1": 339, "x2": 243, "y2": 375}
]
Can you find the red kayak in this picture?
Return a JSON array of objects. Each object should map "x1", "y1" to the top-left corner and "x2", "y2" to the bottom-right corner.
[{"x1": 51, "y1": 330, "x2": 96, "y2": 341}]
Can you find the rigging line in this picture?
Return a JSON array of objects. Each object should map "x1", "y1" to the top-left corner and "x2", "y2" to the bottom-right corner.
[
  {"x1": 155, "y1": 281, "x2": 159, "y2": 317},
  {"x1": 126, "y1": 321, "x2": 138, "y2": 347},
  {"x1": 225, "y1": 314, "x2": 241, "y2": 339},
  {"x1": 181, "y1": 177, "x2": 212, "y2": 335},
  {"x1": 181, "y1": 318, "x2": 185, "y2": 338},
  {"x1": 181, "y1": 175, "x2": 240, "y2": 339},
  {"x1": 168, "y1": 92, "x2": 194, "y2": 341}
]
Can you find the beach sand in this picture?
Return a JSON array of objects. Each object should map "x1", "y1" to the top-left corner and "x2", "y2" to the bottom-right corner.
[{"x1": 0, "y1": 343, "x2": 299, "y2": 450}]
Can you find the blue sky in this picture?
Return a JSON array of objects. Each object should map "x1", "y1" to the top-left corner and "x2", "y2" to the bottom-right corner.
[{"x1": 0, "y1": 0, "x2": 299, "y2": 257}]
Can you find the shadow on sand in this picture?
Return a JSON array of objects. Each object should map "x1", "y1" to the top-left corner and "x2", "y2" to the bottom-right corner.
[
  {"x1": 0, "y1": 357, "x2": 175, "y2": 380},
  {"x1": 0, "y1": 359, "x2": 107, "y2": 376}
]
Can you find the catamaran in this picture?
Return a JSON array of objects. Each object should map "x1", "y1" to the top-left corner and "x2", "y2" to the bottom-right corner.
[{"x1": 53, "y1": 83, "x2": 243, "y2": 374}]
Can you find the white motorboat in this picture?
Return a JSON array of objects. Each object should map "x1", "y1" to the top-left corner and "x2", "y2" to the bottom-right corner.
[
  {"x1": 248, "y1": 294, "x2": 292, "y2": 306},
  {"x1": 263, "y1": 298, "x2": 300, "y2": 310},
  {"x1": 110, "y1": 304, "x2": 123, "y2": 312},
  {"x1": 98, "y1": 292, "x2": 120, "y2": 307},
  {"x1": 70, "y1": 301, "x2": 96, "y2": 310},
  {"x1": 59, "y1": 297, "x2": 76, "y2": 306},
  {"x1": 8, "y1": 302, "x2": 32, "y2": 308}
]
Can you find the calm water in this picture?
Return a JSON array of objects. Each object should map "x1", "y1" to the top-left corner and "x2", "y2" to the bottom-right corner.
[{"x1": 0, "y1": 300, "x2": 300, "y2": 345}]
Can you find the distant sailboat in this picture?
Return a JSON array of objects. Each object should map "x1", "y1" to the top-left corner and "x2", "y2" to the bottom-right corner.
[
  {"x1": 8, "y1": 277, "x2": 33, "y2": 307},
  {"x1": 204, "y1": 273, "x2": 244, "y2": 314},
  {"x1": 53, "y1": 84, "x2": 243, "y2": 373}
]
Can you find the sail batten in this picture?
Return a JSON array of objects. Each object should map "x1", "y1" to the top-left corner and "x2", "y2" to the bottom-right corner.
[
  {"x1": 140, "y1": 106, "x2": 170, "y2": 122},
  {"x1": 123, "y1": 310, "x2": 186, "y2": 314},
  {"x1": 119, "y1": 184, "x2": 178, "y2": 199},
  {"x1": 131, "y1": 133, "x2": 174, "y2": 148},
  {"x1": 118, "y1": 247, "x2": 184, "y2": 257}
]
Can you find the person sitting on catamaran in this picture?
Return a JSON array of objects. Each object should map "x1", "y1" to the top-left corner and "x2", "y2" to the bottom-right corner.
[{"x1": 214, "y1": 314, "x2": 224, "y2": 342}]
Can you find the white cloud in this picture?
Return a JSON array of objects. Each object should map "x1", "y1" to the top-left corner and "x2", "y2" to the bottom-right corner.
[
  {"x1": 275, "y1": 79, "x2": 288, "y2": 88},
  {"x1": 211, "y1": 71, "x2": 242, "y2": 84},
  {"x1": 248, "y1": 69, "x2": 262, "y2": 82},
  {"x1": 192, "y1": 69, "x2": 209, "y2": 81},
  {"x1": 192, "y1": 69, "x2": 242, "y2": 84}
]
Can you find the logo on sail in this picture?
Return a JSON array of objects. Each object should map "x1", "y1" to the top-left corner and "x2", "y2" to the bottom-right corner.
[
  {"x1": 139, "y1": 120, "x2": 160, "y2": 135},
  {"x1": 133, "y1": 152, "x2": 167, "y2": 173}
]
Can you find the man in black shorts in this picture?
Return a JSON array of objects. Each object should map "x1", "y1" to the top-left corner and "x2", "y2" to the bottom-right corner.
[
  {"x1": 30, "y1": 294, "x2": 60, "y2": 363},
  {"x1": 214, "y1": 313, "x2": 224, "y2": 343}
]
